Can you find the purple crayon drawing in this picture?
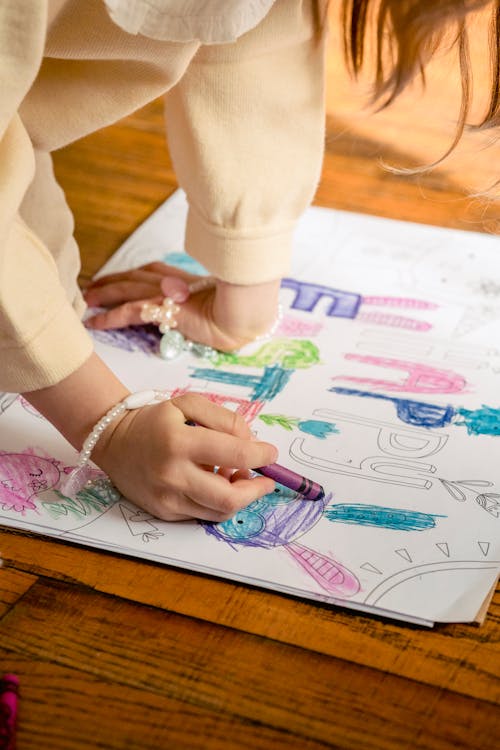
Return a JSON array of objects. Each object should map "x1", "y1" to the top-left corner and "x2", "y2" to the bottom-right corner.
[
  {"x1": 281, "y1": 278, "x2": 362, "y2": 318},
  {"x1": 203, "y1": 485, "x2": 360, "y2": 598},
  {"x1": 280, "y1": 280, "x2": 437, "y2": 330},
  {"x1": 90, "y1": 323, "x2": 160, "y2": 355}
]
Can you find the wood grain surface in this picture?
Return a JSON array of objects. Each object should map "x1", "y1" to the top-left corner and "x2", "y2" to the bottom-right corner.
[{"x1": 1, "y1": 17, "x2": 499, "y2": 749}]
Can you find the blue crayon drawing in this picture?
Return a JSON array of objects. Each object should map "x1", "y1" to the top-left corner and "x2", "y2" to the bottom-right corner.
[
  {"x1": 455, "y1": 405, "x2": 500, "y2": 436},
  {"x1": 297, "y1": 420, "x2": 339, "y2": 439},
  {"x1": 191, "y1": 364, "x2": 293, "y2": 401},
  {"x1": 204, "y1": 484, "x2": 326, "y2": 550},
  {"x1": 203, "y1": 485, "x2": 360, "y2": 597},
  {"x1": 324, "y1": 503, "x2": 445, "y2": 531},
  {"x1": 330, "y1": 386, "x2": 456, "y2": 428}
]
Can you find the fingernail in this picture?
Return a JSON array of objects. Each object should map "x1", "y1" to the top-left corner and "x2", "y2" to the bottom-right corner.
[{"x1": 160, "y1": 276, "x2": 190, "y2": 302}]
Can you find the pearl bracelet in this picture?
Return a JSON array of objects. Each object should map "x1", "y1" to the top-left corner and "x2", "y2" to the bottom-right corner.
[{"x1": 62, "y1": 390, "x2": 170, "y2": 496}]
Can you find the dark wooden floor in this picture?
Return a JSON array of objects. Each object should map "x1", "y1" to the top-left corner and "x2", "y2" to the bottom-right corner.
[{"x1": 1, "y1": 17, "x2": 499, "y2": 749}]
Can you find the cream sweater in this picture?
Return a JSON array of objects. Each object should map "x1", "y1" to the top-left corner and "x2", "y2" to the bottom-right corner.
[{"x1": 0, "y1": 0, "x2": 327, "y2": 392}]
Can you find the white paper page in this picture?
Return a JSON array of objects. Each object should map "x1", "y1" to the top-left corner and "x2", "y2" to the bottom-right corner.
[{"x1": 1, "y1": 191, "x2": 499, "y2": 625}]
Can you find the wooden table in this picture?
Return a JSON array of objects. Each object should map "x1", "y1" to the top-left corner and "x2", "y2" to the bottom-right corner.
[{"x1": 1, "y1": 51, "x2": 500, "y2": 749}]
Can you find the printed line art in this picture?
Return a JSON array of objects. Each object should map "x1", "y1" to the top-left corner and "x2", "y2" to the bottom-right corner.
[
  {"x1": 119, "y1": 503, "x2": 164, "y2": 542},
  {"x1": 364, "y1": 560, "x2": 500, "y2": 608},
  {"x1": 0, "y1": 393, "x2": 17, "y2": 416}
]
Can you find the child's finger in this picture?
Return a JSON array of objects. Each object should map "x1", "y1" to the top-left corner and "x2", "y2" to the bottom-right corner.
[
  {"x1": 143, "y1": 467, "x2": 272, "y2": 522},
  {"x1": 214, "y1": 467, "x2": 253, "y2": 482},
  {"x1": 183, "y1": 467, "x2": 275, "y2": 518},
  {"x1": 172, "y1": 393, "x2": 254, "y2": 441},
  {"x1": 86, "y1": 269, "x2": 163, "y2": 289},
  {"x1": 84, "y1": 281, "x2": 160, "y2": 307},
  {"x1": 227, "y1": 468, "x2": 253, "y2": 482},
  {"x1": 85, "y1": 298, "x2": 162, "y2": 330},
  {"x1": 160, "y1": 276, "x2": 190, "y2": 302},
  {"x1": 185, "y1": 428, "x2": 277, "y2": 472},
  {"x1": 142, "y1": 262, "x2": 199, "y2": 282}
]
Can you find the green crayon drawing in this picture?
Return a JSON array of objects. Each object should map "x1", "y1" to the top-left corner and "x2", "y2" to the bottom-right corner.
[
  {"x1": 259, "y1": 414, "x2": 299, "y2": 431},
  {"x1": 43, "y1": 479, "x2": 120, "y2": 520},
  {"x1": 259, "y1": 414, "x2": 339, "y2": 438},
  {"x1": 213, "y1": 339, "x2": 320, "y2": 370}
]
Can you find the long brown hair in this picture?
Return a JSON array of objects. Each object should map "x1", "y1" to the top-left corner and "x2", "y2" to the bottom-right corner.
[{"x1": 341, "y1": 0, "x2": 500, "y2": 158}]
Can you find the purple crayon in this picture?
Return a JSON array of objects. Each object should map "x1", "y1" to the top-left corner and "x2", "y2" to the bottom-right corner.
[
  {"x1": 254, "y1": 463, "x2": 325, "y2": 501},
  {"x1": 0, "y1": 673, "x2": 19, "y2": 750},
  {"x1": 184, "y1": 420, "x2": 325, "y2": 501}
]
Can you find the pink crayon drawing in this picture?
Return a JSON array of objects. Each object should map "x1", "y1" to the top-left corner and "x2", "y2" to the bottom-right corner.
[
  {"x1": 0, "y1": 449, "x2": 100, "y2": 514},
  {"x1": 361, "y1": 296, "x2": 439, "y2": 310},
  {"x1": 332, "y1": 354, "x2": 468, "y2": 394},
  {"x1": 276, "y1": 315, "x2": 323, "y2": 338},
  {"x1": 356, "y1": 312, "x2": 432, "y2": 331},
  {"x1": 285, "y1": 542, "x2": 360, "y2": 596},
  {"x1": 18, "y1": 397, "x2": 44, "y2": 419},
  {"x1": 170, "y1": 387, "x2": 265, "y2": 422}
]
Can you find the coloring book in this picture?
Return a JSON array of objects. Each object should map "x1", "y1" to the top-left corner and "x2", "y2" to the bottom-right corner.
[{"x1": 1, "y1": 190, "x2": 499, "y2": 626}]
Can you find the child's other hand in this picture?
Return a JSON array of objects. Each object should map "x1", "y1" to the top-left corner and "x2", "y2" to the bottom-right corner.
[
  {"x1": 91, "y1": 393, "x2": 278, "y2": 522},
  {"x1": 83, "y1": 261, "x2": 199, "y2": 332},
  {"x1": 83, "y1": 262, "x2": 281, "y2": 352}
]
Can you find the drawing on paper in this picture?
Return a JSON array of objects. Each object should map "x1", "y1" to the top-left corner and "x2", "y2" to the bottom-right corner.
[
  {"x1": 0, "y1": 394, "x2": 17, "y2": 416},
  {"x1": 43, "y1": 479, "x2": 120, "y2": 521},
  {"x1": 258, "y1": 413, "x2": 339, "y2": 438},
  {"x1": 119, "y1": 503, "x2": 165, "y2": 542},
  {"x1": 324, "y1": 503, "x2": 445, "y2": 531},
  {"x1": 0, "y1": 449, "x2": 71, "y2": 513},
  {"x1": 203, "y1": 485, "x2": 360, "y2": 597},
  {"x1": 1, "y1": 195, "x2": 500, "y2": 626}
]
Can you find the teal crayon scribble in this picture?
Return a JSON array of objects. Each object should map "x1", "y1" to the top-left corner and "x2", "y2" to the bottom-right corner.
[
  {"x1": 297, "y1": 420, "x2": 339, "y2": 439},
  {"x1": 325, "y1": 503, "x2": 445, "y2": 531},
  {"x1": 455, "y1": 405, "x2": 500, "y2": 436},
  {"x1": 213, "y1": 339, "x2": 320, "y2": 370},
  {"x1": 191, "y1": 365, "x2": 292, "y2": 401},
  {"x1": 43, "y1": 479, "x2": 120, "y2": 519},
  {"x1": 162, "y1": 251, "x2": 209, "y2": 276}
]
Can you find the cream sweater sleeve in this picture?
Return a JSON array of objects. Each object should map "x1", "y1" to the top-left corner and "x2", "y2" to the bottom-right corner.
[
  {"x1": 164, "y1": 0, "x2": 327, "y2": 284},
  {"x1": 0, "y1": 2, "x2": 93, "y2": 393}
]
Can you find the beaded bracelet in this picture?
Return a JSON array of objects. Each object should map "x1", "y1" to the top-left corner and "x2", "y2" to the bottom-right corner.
[
  {"x1": 141, "y1": 274, "x2": 284, "y2": 361},
  {"x1": 62, "y1": 389, "x2": 170, "y2": 496}
]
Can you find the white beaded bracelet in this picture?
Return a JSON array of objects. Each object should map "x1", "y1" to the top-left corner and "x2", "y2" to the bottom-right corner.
[{"x1": 62, "y1": 389, "x2": 170, "y2": 496}]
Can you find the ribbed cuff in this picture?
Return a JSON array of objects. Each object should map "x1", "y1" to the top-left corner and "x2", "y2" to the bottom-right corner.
[
  {"x1": 185, "y1": 205, "x2": 293, "y2": 284},
  {"x1": 1, "y1": 302, "x2": 94, "y2": 393}
]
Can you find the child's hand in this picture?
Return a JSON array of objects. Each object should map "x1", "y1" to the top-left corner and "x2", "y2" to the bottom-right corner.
[
  {"x1": 92, "y1": 393, "x2": 278, "y2": 522},
  {"x1": 83, "y1": 261, "x2": 197, "y2": 330},
  {"x1": 83, "y1": 262, "x2": 281, "y2": 352}
]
